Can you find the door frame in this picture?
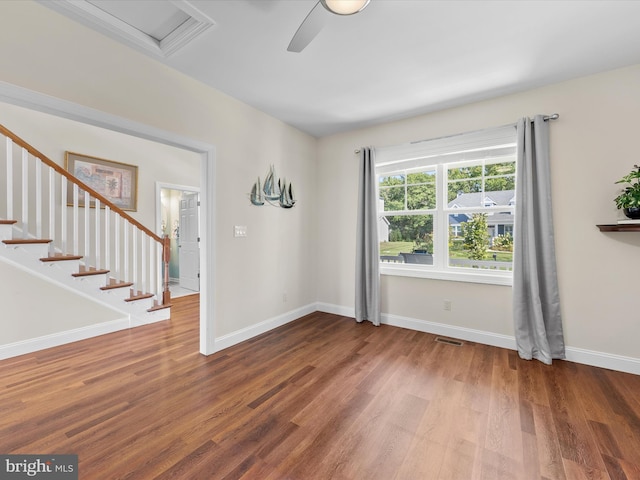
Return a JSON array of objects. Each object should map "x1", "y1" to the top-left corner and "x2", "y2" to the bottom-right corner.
[
  {"x1": 156, "y1": 182, "x2": 200, "y2": 292},
  {"x1": 1, "y1": 81, "x2": 217, "y2": 355}
]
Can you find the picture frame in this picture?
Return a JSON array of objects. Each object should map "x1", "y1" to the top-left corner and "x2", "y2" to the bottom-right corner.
[{"x1": 65, "y1": 152, "x2": 138, "y2": 211}]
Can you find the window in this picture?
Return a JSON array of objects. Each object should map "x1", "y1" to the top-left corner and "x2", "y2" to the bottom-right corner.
[{"x1": 375, "y1": 125, "x2": 517, "y2": 285}]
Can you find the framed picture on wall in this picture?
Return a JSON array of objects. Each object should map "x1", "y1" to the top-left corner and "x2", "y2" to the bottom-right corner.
[{"x1": 65, "y1": 152, "x2": 138, "y2": 211}]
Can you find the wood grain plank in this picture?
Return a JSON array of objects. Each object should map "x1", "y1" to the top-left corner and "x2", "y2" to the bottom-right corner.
[
  {"x1": 532, "y1": 403, "x2": 567, "y2": 480},
  {"x1": 1, "y1": 295, "x2": 639, "y2": 479},
  {"x1": 484, "y1": 364, "x2": 523, "y2": 462}
]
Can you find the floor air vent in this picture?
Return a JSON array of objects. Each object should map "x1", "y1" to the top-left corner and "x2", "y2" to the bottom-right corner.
[{"x1": 435, "y1": 337, "x2": 464, "y2": 347}]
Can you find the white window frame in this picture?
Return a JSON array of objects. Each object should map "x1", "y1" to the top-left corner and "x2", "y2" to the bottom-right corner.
[{"x1": 375, "y1": 124, "x2": 517, "y2": 286}]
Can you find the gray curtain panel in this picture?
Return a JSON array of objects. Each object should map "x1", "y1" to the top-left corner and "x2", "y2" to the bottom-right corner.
[
  {"x1": 513, "y1": 116, "x2": 565, "y2": 364},
  {"x1": 355, "y1": 147, "x2": 381, "y2": 326}
]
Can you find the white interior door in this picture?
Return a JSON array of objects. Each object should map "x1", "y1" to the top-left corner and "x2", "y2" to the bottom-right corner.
[{"x1": 179, "y1": 192, "x2": 200, "y2": 291}]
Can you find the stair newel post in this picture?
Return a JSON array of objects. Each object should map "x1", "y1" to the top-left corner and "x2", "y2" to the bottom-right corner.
[{"x1": 162, "y1": 234, "x2": 171, "y2": 305}]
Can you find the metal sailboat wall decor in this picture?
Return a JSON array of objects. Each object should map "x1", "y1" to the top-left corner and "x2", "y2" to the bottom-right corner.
[
  {"x1": 279, "y1": 178, "x2": 295, "y2": 208},
  {"x1": 250, "y1": 177, "x2": 264, "y2": 206},
  {"x1": 262, "y1": 165, "x2": 281, "y2": 201},
  {"x1": 250, "y1": 165, "x2": 296, "y2": 209}
]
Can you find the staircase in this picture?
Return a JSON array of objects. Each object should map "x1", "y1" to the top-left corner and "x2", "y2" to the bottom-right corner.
[{"x1": 0, "y1": 124, "x2": 171, "y2": 330}]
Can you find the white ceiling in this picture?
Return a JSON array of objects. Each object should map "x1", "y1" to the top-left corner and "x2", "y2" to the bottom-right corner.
[{"x1": 42, "y1": 0, "x2": 640, "y2": 138}]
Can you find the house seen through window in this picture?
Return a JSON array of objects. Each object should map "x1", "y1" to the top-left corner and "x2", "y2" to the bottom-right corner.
[{"x1": 375, "y1": 124, "x2": 517, "y2": 284}]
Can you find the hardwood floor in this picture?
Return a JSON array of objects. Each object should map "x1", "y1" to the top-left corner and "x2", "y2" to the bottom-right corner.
[{"x1": 1, "y1": 295, "x2": 640, "y2": 479}]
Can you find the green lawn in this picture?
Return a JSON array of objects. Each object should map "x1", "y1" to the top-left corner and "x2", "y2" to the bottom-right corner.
[
  {"x1": 380, "y1": 242, "x2": 414, "y2": 256},
  {"x1": 380, "y1": 241, "x2": 512, "y2": 262},
  {"x1": 450, "y1": 249, "x2": 513, "y2": 262}
]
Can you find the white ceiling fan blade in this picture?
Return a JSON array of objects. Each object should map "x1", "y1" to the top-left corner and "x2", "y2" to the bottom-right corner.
[{"x1": 287, "y1": 1, "x2": 329, "y2": 53}]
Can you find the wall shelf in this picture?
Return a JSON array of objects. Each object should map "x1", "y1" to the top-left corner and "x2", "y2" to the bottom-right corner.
[{"x1": 597, "y1": 224, "x2": 640, "y2": 232}]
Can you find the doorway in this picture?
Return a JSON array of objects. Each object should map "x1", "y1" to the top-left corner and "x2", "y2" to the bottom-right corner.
[
  {"x1": 158, "y1": 184, "x2": 200, "y2": 298},
  {"x1": 1, "y1": 82, "x2": 217, "y2": 355}
]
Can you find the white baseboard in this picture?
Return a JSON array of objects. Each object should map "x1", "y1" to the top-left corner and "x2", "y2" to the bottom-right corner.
[
  {"x1": 381, "y1": 312, "x2": 517, "y2": 350},
  {"x1": 316, "y1": 302, "x2": 515, "y2": 349},
  {"x1": 316, "y1": 302, "x2": 355, "y2": 318},
  {"x1": 316, "y1": 302, "x2": 640, "y2": 376},
  {"x1": 564, "y1": 346, "x2": 640, "y2": 375},
  {"x1": 0, "y1": 317, "x2": 130, "y2": 360},
  {"x1": 213, "y1": 303, "x2": 317, "y2": 353}
]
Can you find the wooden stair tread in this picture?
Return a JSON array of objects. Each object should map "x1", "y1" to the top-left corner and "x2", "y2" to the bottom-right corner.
[
  {"x1": 3, "y1": 238, "x2": 52, "y2": 244},
  {"x1": 125, "y1": 293, "x2": 155, "y2": 302},
  {"x1": 0, "y1": 220, "x2": 17, "y2": 225},
  {"x1": 40, "y1": 255, "x2": 83, "y2": 262},
  {"x1": 100, "y1": 281, "x2": 134, "y2": 291},
  {"x1": 72, "y1": 268, "x2": 110, "y2": 278},
  {"x1": 147, "y1": 303, "x2": 172, "y2": 312}
]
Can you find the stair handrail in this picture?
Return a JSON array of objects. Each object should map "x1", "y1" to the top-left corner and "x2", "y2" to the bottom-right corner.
[{"x1": 0, "y1": 123, "x2": 171, "y2": 304}]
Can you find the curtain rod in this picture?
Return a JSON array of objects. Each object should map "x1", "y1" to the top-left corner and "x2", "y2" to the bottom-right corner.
[{"x1": 353, "y1": 113, "x2": 560, "y2": 154}]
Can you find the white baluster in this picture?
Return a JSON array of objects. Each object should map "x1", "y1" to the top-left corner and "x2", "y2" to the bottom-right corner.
[
  {"x1": 21, "y1": 148, "x2": 28, "y2": 238},
  {"x1": 105, "y1": 206, "x2": 111, "y2": 279},
  {"x1": 115, "y1": 213, "x2": 121, "y2": 283},
  {"x1": 73, "y1": 184, "x2": 79, "y2": 256},
  {"x1": 150, "y1": 239, "x2": 157, "y2": 298},
  {"x1": 132, "y1": 226, "x2": 138, "y2": 293},
  {"x1": 49, "y1": 167, "x2": 55, "y2": 251},
  {"x1": 95, "y1": 198, "x2": 101, "y2": 271},
  {"x1": 84, "y1": 190, "x2": 90, "y2": 263},
  {"x1": 61, "y1": 177, "x2": 68, "y2": 254},
  {"x1": 35, "y1": 159, "x2": 42, "y2": 239},
  {"x1": 5, "y1": 137, "x2": 12, "y2": 220},
  {"x1": 157, "y1": 240, "x2": 163, "y2": 300},
  {"x1": 124, "y1": 221, "x2": 129, "y2": 285},
  {"x1": 141, "y1": 234, "x2": 147, "y2": 295}
]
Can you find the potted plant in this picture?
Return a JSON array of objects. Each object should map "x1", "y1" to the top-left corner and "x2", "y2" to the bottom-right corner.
[
  {"x1": 614, "y1": 165, "x2": 640, "y2": 219},
  {"x1": 412, "y1": 233, "x2": 432, "y2": 254}
]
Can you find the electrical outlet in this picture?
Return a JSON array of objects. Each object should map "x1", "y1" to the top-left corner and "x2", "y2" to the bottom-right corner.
[
  {"x1": 233, "y1": 225, "x2": 247, "y2": 237},
  {"x1": 443, "y1": 300, "x2": 452, "y2": 311}
]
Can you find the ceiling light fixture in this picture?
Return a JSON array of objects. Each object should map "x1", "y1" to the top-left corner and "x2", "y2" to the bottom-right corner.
[
  {"x1": 288, "y1": 0, "x2": 371, "y2": 52},
  {"x1": 320, "y1": 0, "x2": 370, "y2": 16}
]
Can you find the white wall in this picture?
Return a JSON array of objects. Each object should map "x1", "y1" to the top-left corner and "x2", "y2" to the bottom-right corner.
[
  {"x1": 0, "y1": 260, "x2": 124, "y2": 344},
  {"x1": 317, "y1": 65, "x2": 640, "y2": 369},
  {"x1": 0, "y1": 1, "x2": 318, "y2": 343}
]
